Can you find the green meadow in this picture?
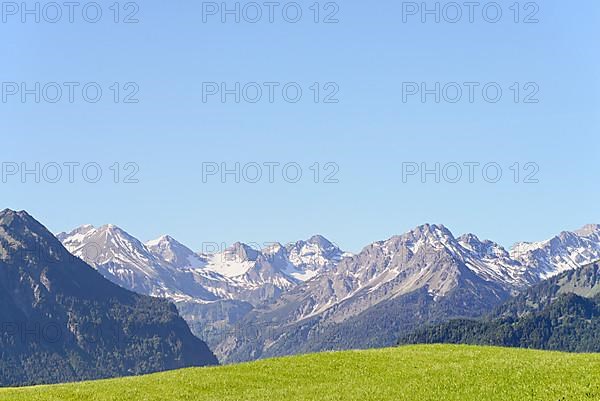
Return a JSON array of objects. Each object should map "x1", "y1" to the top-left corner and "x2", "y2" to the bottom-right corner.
[{"x1": 2, "y1": 345, "x2": 600, "y2": 401}]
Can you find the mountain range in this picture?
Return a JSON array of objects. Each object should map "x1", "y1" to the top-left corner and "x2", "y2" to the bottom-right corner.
[
  {"x1": 58, "y1": 225, "x2": 347, "y2": 305},
  {"x1": 4, "y1": 207, "x2": 599, "y2": 387},
  {"x1": 57, "y1": 221, "x2": 600, "y2": 362},
  {"x1": 0, "y1": 209, "x2": 217, "y2": 387}
]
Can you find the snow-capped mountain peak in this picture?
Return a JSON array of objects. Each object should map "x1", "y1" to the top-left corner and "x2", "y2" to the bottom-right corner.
[
  {"x1": 59, "y1": 223, "x2": 152, "y2": 266},
  {"x1": 510, "y1": 224, "x2": 600, "y2": 279},
  {"x1": 146, "y1": 235, "x2": 205, "y2": 270},
  {"x1": 58, "y1": 224, "x2": 205, "y2": 302},
  {"x1": 281, "y1": 235, "x2": 347, "y2": 280},
  {"x1": 146, "y1": 234, "x2": 173, "y2": 247},
  {"x1": 56, "y1": 223, "x2": 94, "y2": 243}
]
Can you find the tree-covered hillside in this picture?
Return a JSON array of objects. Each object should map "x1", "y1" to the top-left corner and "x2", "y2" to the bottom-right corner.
[
  {"x1": 399, "y1": 262, "x2": 600, "y2": 352},
  {"x1": 0, "y1": 209, "x2": 218, "y2": 387}
]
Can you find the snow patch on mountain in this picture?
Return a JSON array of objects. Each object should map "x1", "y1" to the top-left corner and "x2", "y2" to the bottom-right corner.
[
  {"x1": 59, "y1": 225, "x2": 347, "y2": 306},
  {"x1": 145, "y1": 235, "x2": 206, "y2": 270},
  {"x1": 510, "y1": 225, "x2": 600, "y2": 279}
]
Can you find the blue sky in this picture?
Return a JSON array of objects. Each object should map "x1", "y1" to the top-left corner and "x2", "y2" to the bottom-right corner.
[{"x1": 1, "y1": 0, "x2": 598, "y2": 252}]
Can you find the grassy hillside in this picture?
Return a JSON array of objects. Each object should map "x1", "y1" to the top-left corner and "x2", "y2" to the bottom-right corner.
[{"x1": 2, "y1": 345, "x2": 600, "y2": 401}]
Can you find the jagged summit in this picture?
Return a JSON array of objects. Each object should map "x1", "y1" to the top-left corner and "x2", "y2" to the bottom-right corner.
[
  {"x1": 0, "y1": 209, "x2": 46, "y2": 232},
  {"x1": 575, "y1": 224, "x2": 600, "y2": 237},
  {"x1": 306, "y1": 234, "x2": 335, "y2": 248},
  {"x1": 0, "y1": 208, "x2": 29, "y2": 217},
  {"x1": 0, "y1": 209, "x2": 74, "y2": 265},
  {"x1": 146, "y1": 234, "x2": 176, "y2": 247},
  {"x1": 145, "y1": 234, "x2": 204, "y2": 270},
  {"x1": 224, "y1": 242, "x2": 261, "y2": 262}
]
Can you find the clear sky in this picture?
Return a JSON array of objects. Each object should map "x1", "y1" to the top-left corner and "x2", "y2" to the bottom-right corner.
[{"x1": 1, "y1": 0, "x2": 598, "y2": 252}]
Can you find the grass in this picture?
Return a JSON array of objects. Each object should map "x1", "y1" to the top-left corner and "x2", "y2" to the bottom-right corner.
[{"x1": 2, "y1": 345, "x2": 600, "y2": 401}]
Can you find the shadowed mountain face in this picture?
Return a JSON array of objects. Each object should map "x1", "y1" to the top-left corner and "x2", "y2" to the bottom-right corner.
[{"x1": 0, "y1": 209, "x2": 217, "y2": 387}]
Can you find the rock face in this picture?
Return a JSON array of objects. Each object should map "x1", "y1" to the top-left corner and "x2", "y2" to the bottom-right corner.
[
  {"x1": 218, "y1": 224, "x2": 529, "y2": 362},
  {"x1": 0, "y1": 209, "x2": 218, "y2": 387}
]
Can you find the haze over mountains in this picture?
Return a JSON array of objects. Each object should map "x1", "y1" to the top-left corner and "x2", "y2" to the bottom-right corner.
[{"x1": 58, "y1": 220, "x2": 600, "y2": 362}]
